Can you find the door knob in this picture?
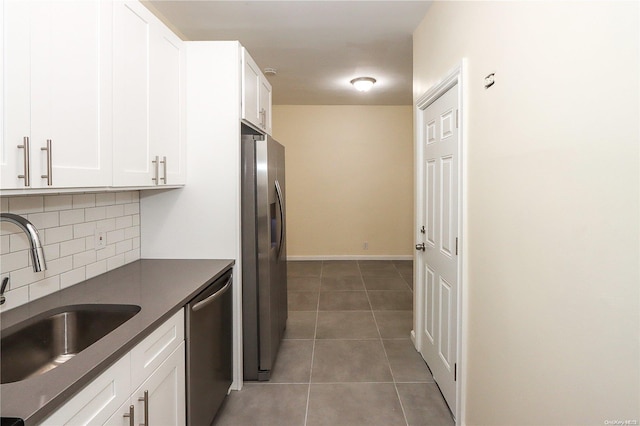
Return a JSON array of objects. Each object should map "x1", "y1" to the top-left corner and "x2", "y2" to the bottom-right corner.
[{"x1": 415, "y1": 243, "x2": 426, "y2": 251}]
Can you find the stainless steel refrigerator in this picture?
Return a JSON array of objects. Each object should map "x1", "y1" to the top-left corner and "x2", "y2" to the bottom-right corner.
[{"x1": 241, "y1": 128, "x2": 288, "y2": 381}]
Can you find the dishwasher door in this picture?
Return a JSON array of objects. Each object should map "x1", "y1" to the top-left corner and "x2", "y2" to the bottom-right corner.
[{"x1": 186, "y1": 269, "x2": 233, "y2": 426}]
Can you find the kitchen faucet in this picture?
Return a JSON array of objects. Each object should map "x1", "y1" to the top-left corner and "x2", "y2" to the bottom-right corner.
[{"x1": 0, "y1": 213, "x2": 47, "y2": 272}]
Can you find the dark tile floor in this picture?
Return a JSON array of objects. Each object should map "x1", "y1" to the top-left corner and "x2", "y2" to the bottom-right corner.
[{"x1": 214, "y1": 260, "x2": 454, "y2": 426}]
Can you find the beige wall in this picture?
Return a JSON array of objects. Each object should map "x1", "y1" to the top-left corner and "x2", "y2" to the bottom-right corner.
[
  {"x1": 414, "y1": 1, "x2": 639, "y2": 424},
  {"x1": 272, "y1": 105, "x2": 413, "y2": 258}
]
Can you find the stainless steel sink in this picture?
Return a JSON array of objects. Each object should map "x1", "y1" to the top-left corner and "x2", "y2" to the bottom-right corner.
[{"x1": 1, "y1": 304, "x2": 141, "y2": 384}]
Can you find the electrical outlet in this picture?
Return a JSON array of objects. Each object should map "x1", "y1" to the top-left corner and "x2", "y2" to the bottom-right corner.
[
  {"x1": 95, "y1": 229, "x2": 107, "y2": 249},
  {"x1": 363, "y1": 241, "x2": 369, "y2": 250}
]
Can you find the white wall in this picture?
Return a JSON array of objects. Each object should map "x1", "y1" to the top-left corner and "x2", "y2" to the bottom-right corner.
[
  {"x1": 0, "y1": 192, "x2": 141, "y2": 311},
  {"x1": 272, "y1": 105, "x2": 414, "y2": 259},
  {"x1": 140, "y1": 41, "x2": 244, "y2": 389},
  {"x1": 414, "y1": 1, "x2": 639, "y2": 424}
]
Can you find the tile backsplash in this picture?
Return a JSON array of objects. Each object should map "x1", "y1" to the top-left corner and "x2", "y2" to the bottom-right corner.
[{"x1": 0, "y1": 192, "x2": 141, "y2": 311}]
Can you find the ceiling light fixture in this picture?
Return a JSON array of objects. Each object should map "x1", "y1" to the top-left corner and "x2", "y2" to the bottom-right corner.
[{"x1": 350, "y1": 77, "x2": 376, "y2": 92}]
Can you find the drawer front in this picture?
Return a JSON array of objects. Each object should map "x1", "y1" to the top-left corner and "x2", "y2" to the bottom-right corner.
[
  {"x1": 40, "y1": 355, "x2": 131, "y2": 426},
  {"x1": 130, "y1": 309, "x2": 184, "y2": 390}
]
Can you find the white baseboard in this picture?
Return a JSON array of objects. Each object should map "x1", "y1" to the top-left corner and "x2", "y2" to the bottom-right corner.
[{"x1": 287, "y1": 254, "x2": 413, "y2": 261}]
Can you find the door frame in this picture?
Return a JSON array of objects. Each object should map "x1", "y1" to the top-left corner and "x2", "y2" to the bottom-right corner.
[{"x1": 412, "y1": 60, "x2": 467, "y2": 423}]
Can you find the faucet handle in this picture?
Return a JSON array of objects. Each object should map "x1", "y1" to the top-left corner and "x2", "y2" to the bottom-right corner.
[{"x1": 1, "y1": 276, "x2": 9, "y2": 305}]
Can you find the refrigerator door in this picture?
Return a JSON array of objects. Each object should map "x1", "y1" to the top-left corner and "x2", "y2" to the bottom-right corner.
[
  {"x1": 241, "y1": 132, "x2": 287, "y2": 381},
  {"x1": 256, "y1": 136, "x2": 288, "y2": 377}
]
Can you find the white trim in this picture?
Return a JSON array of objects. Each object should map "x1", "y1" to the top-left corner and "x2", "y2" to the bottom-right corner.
[
  {"x1": 287, "y1": 255, "x2": 413, "y2": 261},
  {"x1": 413, "y1": 59, "x2": 467, "y2": 425}
]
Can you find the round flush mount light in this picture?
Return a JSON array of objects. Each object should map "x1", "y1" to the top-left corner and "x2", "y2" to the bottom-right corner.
[{"x1": 350, "y1": 77, "x2": 376, "y2": 92}]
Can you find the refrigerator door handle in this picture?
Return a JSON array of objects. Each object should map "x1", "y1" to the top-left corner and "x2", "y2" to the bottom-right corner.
[{"x1": 275, "y1": 179, "x2": 285, "y2": 260}]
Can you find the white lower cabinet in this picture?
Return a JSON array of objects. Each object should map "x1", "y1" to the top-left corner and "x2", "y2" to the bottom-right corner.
[
  {"x1": 39, "y1": 310, "x2": 185, "y2": 426},
  {"x1": 105, "y1": 343, "x2": 185, "y2": 426},
  {"x1": 39, "y1": 355, "x2": 131, "y2": 426}
]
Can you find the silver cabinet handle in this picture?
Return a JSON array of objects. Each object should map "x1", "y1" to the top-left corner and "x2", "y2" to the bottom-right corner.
[
  {"x1": 151, "y1": 156, "x2": 159, "y2": 185},
  {"x1": 415, "y1": 243, "x2": 426, "y2": 251},
  {"x1": 138, "y1": 390, "x2": 149, "y2": 426},
  {"x1": 17, "y1": 136, "x2": 30, "y2": 187},
  {"x1": 160, "y1": 156, "x2": 167, "y2": 184},
  {"x1": 122, "y1": 405, "x2": 135, "y2": 426},
  {"x1": 41, "y1": 139, "x2": 52, "y2": 186},
  {"x1": 191, "y1": 276, "x2": 232, "y2": 312}
]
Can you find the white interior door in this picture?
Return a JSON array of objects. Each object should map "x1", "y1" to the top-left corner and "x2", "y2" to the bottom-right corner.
[{"x1": 417, "y1": 83, "x2": 459, "y2": 413}]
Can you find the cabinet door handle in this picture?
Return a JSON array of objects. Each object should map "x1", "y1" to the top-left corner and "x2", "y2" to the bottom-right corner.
[
  {"x1": 152, "y1": 156, "x2": 159, "y2": 185},
  {"x1": 41, "y1": 139, "x2": 52, "y2": 186},
  {"x1": 122, "y1": 405, "x2": 135, "y2": 426},
  {"x1": 138, "y1": 390, "x2": 149, "y2": 426},
  {"x1": 17, "y1": 136, "x2": 30, "y2": 187},
  {"x1": 160, "y1": 156, "x2": 167, "y2": 184}
]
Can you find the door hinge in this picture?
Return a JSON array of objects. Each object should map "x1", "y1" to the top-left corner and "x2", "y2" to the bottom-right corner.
[
  {"x1": 456, "y1": 110, "x2": 459, "y2": 128},
  {"x1": 455, "y1": 237, "x2": 458, "y2": 255},
  {"x1": 454, "y1": 363, "x2": 457, "y2": 381}
]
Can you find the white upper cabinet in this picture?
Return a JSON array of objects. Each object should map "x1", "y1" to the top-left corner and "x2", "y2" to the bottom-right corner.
[
  {"x1": 241, "y1": 48, "x2": 272, "y2": 135},
  {"x1": 113, "y1": 0, "x2": 186, "y2": 187},
  {"x1": 2, "y1": 0, "x2": 113, "y2": 190}
]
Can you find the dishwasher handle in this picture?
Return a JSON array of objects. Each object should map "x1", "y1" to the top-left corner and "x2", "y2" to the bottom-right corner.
[{"x1": 191, "y1": 276, "x2": 232, "y2": 312}]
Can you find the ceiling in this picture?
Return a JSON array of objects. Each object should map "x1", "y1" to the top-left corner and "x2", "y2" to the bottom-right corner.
[{"x1": 146, "y1": 1, "x2": 432, "y2": 105}]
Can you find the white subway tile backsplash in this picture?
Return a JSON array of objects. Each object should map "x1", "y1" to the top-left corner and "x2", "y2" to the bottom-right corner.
[
  {"x1": 1, "y1": 191, "x2": 141, "y2": 310},
  {"x1": 10, "y1": 233, "x2": 30, "y2": 252},
  {"x1": 107, "y1": 254, "x2": 125, "y2": 270},
  {"x1": 107, "y1": 229, "x2": 125, "y2": 244},
  {"x1": 9, "y1": 196, "x2": 44, "y2": 214},
  {"x1": 30, "y1": 276, "x2": 60, "y2": 300},
  {"x1": 44, "y1": 256, "x2": 73, "y2": 278},
  {"x1": 72, "y1": 193, "x2": 96, "y2": 209},
  {"x1": 115, "y1": 215, "x2": 133, "y2": 230},
  {"x1": 43, "y1": 244, "x2": 60, "y2": 261},
  {"x1": 1, "y1": 251, "x2": 29, "y2": 272},
  {"x1": 116, "y1": 239, "x2": 132, "y2": 255},
  {"x1": 60, "y1": 239, "x2": 86, "y2": 257},
  {"x1": 60, "y1": 267, "x2": 86, "y2": 289},
  {"x1": 106, "y1": 204, "x2": 124, "y2": 219},
  {"x1": 96, "y1": 245, "x2": 116, "y2": 261},
  {"x1": 60, "y1": 209, "x2": 85, "y2": 226},
  {"x1": 10, "y1": 267, "x2": 45, "y2": 289},
  {"x1": 124, "y1": 226, "x2": 140, "y2": 240},
  {"x1": 96, "y1": 218, "x2": 117, "y2": 232},
  {"x1": 44, "y1": 195, "x2": 73, "y2": 212},
  {"x1": 124, "y1": 203, "x2": 140, "y2": 215},
  {"x1": 45, "y1": 225, "x2": 74, "y2": 244},
  {"x1": 74, "y1": 222, "x2": 96, "y2": 239},
  {"x1": 115, "y1": 192, "x2": 133, "y2": 204},
  {"x1": 86, "y1": 260, "x2": 107, "y2": 279},
  {"x1": 73, "y1": 250, "x2": 97, "y2": 268},
  {"x1": 28, "y1": 211, "x2": 60, "y2": 229},
  {"x1": 0, "y1": 286, "x2": 28, "y2": 312},
  {"x1": 85, "y1": 206, "x2": 107, "y2": 222},
  {"x1": 95, "y1": 193, "x2": 116, "y2": 207}
]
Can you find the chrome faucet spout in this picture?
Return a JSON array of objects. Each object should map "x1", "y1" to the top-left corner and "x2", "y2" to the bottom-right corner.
[{"x1": 0, "y1": 213, "x2": 47, "y2": 272}]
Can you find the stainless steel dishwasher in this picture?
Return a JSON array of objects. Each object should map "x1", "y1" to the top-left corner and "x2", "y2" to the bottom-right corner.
[{"x1": 185, "y1": 269, "x2": 233, "y2": 426}]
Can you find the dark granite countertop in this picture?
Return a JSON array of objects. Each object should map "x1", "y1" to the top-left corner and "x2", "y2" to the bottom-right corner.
[{"x1": 0, "y1": 259, "x2": 234, "y2": 425}]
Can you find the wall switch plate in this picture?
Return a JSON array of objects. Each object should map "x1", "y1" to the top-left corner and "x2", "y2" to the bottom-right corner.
[{"x1": 95, "y1": 229, "x2": 107, "y2": 249}]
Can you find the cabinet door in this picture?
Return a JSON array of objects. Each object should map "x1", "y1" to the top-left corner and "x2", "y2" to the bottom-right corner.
[
  {"x1": 2, "y1": 0, "x2": 31, "y2": 189},
  {"x1": 241, "y1": 48, "x2": 261, "y2": 129},
  {"x1": 40, "y1": 355, "x2": 131, "y2": 426},
  {"x1": 260, "y1": 76, "x2": 273, "y2": 135},
  {"x1": 112, "y1": 0, "x2": 153, "y2": 187},
  {"x1": 131, "y1": 342, "x2": 186, "y2": 426},
  {"x1": 31, "y1": 0, "x2": 112, "y2": 188},
  {"x1": 149, "y1": 23, "x2": 186, "y2": 185}
]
